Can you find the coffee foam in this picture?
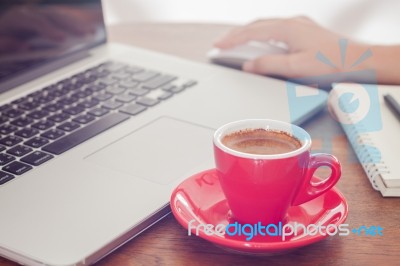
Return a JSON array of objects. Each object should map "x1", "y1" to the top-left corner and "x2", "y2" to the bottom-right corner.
[{"x1": 222, "y1": 128, "x2": 302, "y2": 155}]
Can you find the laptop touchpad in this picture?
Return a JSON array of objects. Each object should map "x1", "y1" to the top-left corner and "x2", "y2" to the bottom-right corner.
[{"x1": 85, "y1": 117, "x2": 215, "y2": 185}]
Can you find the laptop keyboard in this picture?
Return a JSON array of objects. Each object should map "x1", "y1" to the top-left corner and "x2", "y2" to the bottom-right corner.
[{"x1": 0, "y1": 61, "x2": 197, "y2": 185}]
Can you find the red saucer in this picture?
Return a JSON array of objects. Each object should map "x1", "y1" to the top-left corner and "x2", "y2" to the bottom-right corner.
[{"x1": 170, "y1": 169, "x2": 348, "y2": 254}]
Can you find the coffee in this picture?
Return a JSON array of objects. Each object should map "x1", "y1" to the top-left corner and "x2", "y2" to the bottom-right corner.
[{"x1": 222, "y1": 128, "x2": 302, "y2": 155}]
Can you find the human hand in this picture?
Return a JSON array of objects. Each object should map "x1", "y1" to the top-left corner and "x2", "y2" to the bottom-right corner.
[{"x1": 214, "y1": 17, "x2": 369, "y2": 81}]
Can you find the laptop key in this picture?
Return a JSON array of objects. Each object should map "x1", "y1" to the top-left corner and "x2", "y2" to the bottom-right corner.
[
  {"x1": 88, "y1": 83, "x2": 106, "y2": 92},
  {"x1": 0, "y1": 136, "x2": 23, "y2": 147},
  {"x1": 14, "y1": 128, "x2": 39, "y2": 138},
  {"x1": 102, "y1": 100, "x2": 123, "y2": 110},
  {"x1": 79, "y1": 75, "x2": 96, "y2": 85},
  {"x1": 7, "y1": 145, "x2": 33, "y2": 157},
  {"x1": 110, "y1": 72, "x2": 131, "y2": 80},
  {"x1": 31, "y1": 120, "x2": 55, "y2": 131},
  {"x1": 0, "y1": 145, "x2": 5, "y2": 152},
  {"x1": 43, "y1": 102, "x2": 64, "y2": 112},
  {"x1": 41, "y1": 129, "x2": 65, "y2": 140},
  {"x1": 57, "y1": 121, "x2": 81, "y2": 132},
  {"x1": 0, "y1": 116, "x2": 8, "y2": 125},
  {"x1": 55, "y1": 87, "x2": 70, "y2": 97},
  {"x1": 124, "y1": 66, "x2": 144, "y2": 74},
  {"x1": 78, "y1": 98, "x2": 99, "y2": 109},
  {"x1": 2, "y1": 161, "x2": 32, "y2": 175},
  {"x1": 37, "y1": 95, "x2": 55, "y2": 104},
  {"x1": 44, "y1": 84, "x2": 62, "y2": 93},
  {"x1": 63, "y1": 106, "x2": 85, "y2": 116},
  {"x1": 161, "y1": 84, "x2": 176, "y2": 91},
  {"x1": 57, "y1": 96, "x2": 79, "y2": 106},
  {"x1": 24, "y1": 137, "x2": 50, "y2": 148},
  {"x1": 119, "y1": 103, "x2": 147, "y2": 116},
  {"x1": 142, "y1": 75, "x2": 177, "y2": 90},
  {"x1": 93, "y1": 92, "x2": 113, "y2": 101},
  {"x1": 95, "y1": 70, "x2": 110, "y2": 78},
  {"x1": 127, "y1": 87, "x2": 149, "y2": 96},
  {"x1": 10, "y1": 116, "x2": 34, "y2": 127},
  {"x1": 98, "y1": 77, "x2": 118, "y2": 86},
  {"x1": 0, "y1": 153, "x2": 15, "y2": 166},
  {"x1": 102, "y1": 62, "x2": 126, "y2": 72},
  {"x1": 131, "y1": 71, "x2": 159, "y2": 82},
  {"x1": 0, "y1": 104, "x2": 12, "y2": 112},
  {"x1": 119, "y1": 80, "x2": 139, "y2": 89},
  {"x1": 136, "y1": 97, "x2": 160, "y2": 107},
  {"x1": 42, "y1": 113, "x2": 130, "y2": 155},
  {"x1": 21, "y1": 151, "x2": 54, "y2": 166},
  {"x1": 73, "y1": 114, "x2": 95, "y2": 124},
  {"x1": 182, "y1": 80, "x2": 198, "y2": 88},
  {"x1": 169, "y1": 86, "x2": 186, "y2": 94},
  {"x1": 158, "y1": 91, "x2": 173, "y2": 100},
  {"x1": 18, "y1": 100, "x2": 40, "y2": 111},
  {"x1": 0, "y1": 171, "x2": 14, "y2": 185},
  {"x1": 3, "y1": 108, "x2": 24, "y2": 118},
  {"x1": 0, "y1": 124, "x2": 18, "y2": 135},
  {"x1": 88, "y1": 108, "x2": 109, "y2": 117},
  {"x1": 71, "y1": 88, "x2": 93, "y2": 99},
  {"x1": 48, "y1": 113, "x2": 70, "y2": 123},
  {"x1": 27, "y1": 109, "x2": 49, "y2": 120},
  {"x1": 106, "y1": 86, "x2": 125, "y2": 95},
  {"x1": 48, "y1": 89, "x2": 64, "y2": 98},
  {"x1": 115, "y1": 94, "x2": 136, "y2": 103}
]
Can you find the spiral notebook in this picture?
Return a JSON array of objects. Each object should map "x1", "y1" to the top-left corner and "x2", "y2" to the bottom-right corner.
[{"x1": 329, "y1": 83, "x2": 400, "y2": 197}]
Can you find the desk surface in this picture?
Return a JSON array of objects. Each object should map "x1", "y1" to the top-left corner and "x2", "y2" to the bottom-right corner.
[{"x1": 1, "y1": 23, "x2": 399, "y2": 266}]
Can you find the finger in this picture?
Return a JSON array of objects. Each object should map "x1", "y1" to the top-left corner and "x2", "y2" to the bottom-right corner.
[
  {"x1": 242, "y1": 54, "x2": 299, "y2": 78},
  {"x1": 214, "y1": 26, "x2": 247, "y2": 48},
  {"x1": 214, "y1": 19, "x2": 283, "y2": 48},
  {"x1": 215, "y1": 16, "x2": 317, "y2": 49},
  {"x1": 215, "y1": 20, "x2": 293, "y2": 49}
]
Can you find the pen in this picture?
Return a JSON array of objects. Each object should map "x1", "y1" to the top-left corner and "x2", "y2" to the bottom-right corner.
[{"x1": 384, "y1": 94, "x2": 400, "y2": 122}]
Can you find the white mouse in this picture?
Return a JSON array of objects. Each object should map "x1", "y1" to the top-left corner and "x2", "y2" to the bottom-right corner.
[{"x1": 207, "y1": 40, "x2": 288, "y2": 68}]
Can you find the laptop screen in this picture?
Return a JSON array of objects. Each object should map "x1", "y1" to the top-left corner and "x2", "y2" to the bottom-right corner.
[{"x1": 0, "y1": 0, "x2": 106, "y2": 91}]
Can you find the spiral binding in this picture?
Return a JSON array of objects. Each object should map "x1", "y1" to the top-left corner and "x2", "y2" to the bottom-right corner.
[{"x1": 336, "y1": 97, "x2": 389, "y2": 190}]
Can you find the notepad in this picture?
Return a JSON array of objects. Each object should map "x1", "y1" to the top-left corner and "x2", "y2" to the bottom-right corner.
[{"x1": 329, "y1": 83, "x2": 400, "y2": 197}]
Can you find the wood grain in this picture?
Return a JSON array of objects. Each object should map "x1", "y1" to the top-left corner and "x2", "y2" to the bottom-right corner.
[{"x1": 1, "y1": 23, "x2": 399, "y2": 266}]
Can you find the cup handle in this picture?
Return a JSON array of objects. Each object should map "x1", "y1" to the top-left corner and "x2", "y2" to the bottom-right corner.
[{"x1": 292, "y1": 153, "x2": 341, "y2": 206}]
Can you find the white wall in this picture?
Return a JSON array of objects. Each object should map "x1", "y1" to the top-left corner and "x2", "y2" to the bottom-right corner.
[{"x1": 102, "y1": 0, "x2": 400, "y2": 44}]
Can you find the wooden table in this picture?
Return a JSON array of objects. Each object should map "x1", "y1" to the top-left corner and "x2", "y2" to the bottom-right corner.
[{"x1": 2, "y1": 23, "x2": 400, "y2": 266}]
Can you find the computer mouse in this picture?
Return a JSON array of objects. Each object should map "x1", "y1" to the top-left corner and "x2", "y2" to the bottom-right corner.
[{"x1": 207, "y1": 40, "x2": 288, "y2": 69}]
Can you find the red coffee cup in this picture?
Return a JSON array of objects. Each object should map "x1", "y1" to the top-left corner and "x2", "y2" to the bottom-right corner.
[{"x1": 213, "y1": 119, "x2": 341, "y2": 225}]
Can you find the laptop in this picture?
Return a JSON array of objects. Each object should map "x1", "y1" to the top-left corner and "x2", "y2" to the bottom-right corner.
[{"x1": 0, "y1": 1, "x2": 328, "y2": 265}]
